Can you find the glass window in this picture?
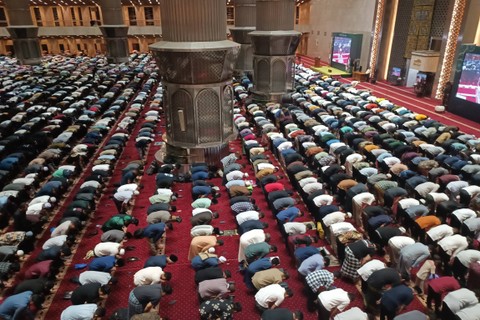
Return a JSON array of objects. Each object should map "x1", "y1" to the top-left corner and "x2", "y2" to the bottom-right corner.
[
  {"x1": 226, "y1": 6, "x2": 234, "y2": 25},
  {"x1": 128, "y1": 7, "x2": 137, "y2": 26},
  {"x1": 70, "y1": 7, "x2": 77, "y2": 26},
  {"x1": 295, "y1": 6, "x2": 300, "y2": 24},
  {"x1": 52, "y1": 7, "x2": 60, "y2": 26},
  {"x1": 0, "y1": 7, "x2": 7, "y2": 27},
  {"x1": 144, "y1": 7, "x2": 154, "y2": 26},
  {"x1": 33, "y1": 7, "x2": 43, "y2": 26}
]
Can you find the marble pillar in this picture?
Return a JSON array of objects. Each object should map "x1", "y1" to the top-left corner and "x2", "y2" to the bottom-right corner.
[
  {"x1": 250, "y1": 0, "x2": 301, "y2": 102},
  {"x1": 98, "y1": 0, "x2": 129, "y2": 63},
  {"x1": 150, "y1": 0, "x2": 240, "y2": 165},
  {"x1": 4, "y1": 0, "x2": 41, "y2": 65},
  {"x1": 230, "y1": 0, "x2": 256, "y2": 76}
]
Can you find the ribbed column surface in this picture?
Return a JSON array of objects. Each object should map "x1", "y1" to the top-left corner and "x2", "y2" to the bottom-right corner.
[
  {"x1": 98, "y1": 0, "x2": 124, "y2": 25},
  {"x1": 256, "y1": 0, "x2": 295, "y2": 31},
  {"x1": 4, "y1": 0, "x2": 34, "y2": 26},
  {"x1": 161, "y1": 0, "x2": 227, "y2": 42},
  {"x1": 235, "y1": 0, "x2": 256, "y2": 27}
]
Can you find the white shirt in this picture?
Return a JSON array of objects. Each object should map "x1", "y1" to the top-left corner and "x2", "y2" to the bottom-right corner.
[
  {"x1": 157, "y1": 188, "x2": 173, "y2": 196},
  {"x1": 298, "y1": 177, "x2": 318, "y2": 188},
  {"x1": 79, "y1": 271, "x2": 112, "y2": 285},
  {"x1": 313, "y1": 194, "x2": 334, "y2": 207},
  {"x1": 322, "y1": 211, "x2": 346, "y2": 228},
  {"x1": 257, "y1": 163, "x2": 275, "y2": 171},
  {"x1": 438, "y1": 235, "x2": 468, "y2": 257},
  {"x1": 457, "y1": 250, "x2": 480, "y2": 267},
  {"x1": 277, "y1": 141, "x2": 293, "y2": 151},
  {"x1": 357, "y1": 259, "x2": 386, "y2": 281},
  {"x1": 58, "y1": 165, "x2": 76, "y2": 172},
  {"x1": 236, "y1": 211, "x2": 260, "y2": 225},
  {"x1": 318, "y1": 288, "x2": 350, "y2": 312},
  {"x1": 80, "y1": 180, "x2": 101, "y2": 189},
  {"x1": 330, "y1": 222, "x2": 356, "y2": 236},
  {"x1": 51, "y1": 221, "x2": 73, "y2": 237},
  {"x1": 92, "y1": 164, "x2": 110, "y2": 172},
  {"x1": 113, "y1": 191, "x2": 134, "y2": 202},
  {"x1": 303, "y1": 182, "x2": 323, "y2": 195},
  {"x1": 452, "y1": 208, "x2": 477, "y2": 222},
  {"x1": 427, "y1": 224, "x2": 454, "y2": 241},
  {"x1": 283, "y1": 222, "x2": 307, "y2": 235},
  {"x1": 26, "y1": 203, "x2": 45, "y2": 216},
  {"x1": 352, "y1": 192, "x2": 375, "y2": 206},
  {"x1": 192, "y1": 208, "x2": 212, "y2": 216},
  {"x1": 61, "y1": 304, "x2": 98, "y2": 320},
  {"x1": 191, "y1": 225, "x2": 214, "y2": 237},
  {"x1": 12, "y1": 177, "x2": 35, "y2": 186},
  {"x1": 462, "y1": 185, "x2": 480, "y2": 196},
  {"x1": 29, "y1": 195, "x2": 51, "y2": 206},
  {"x1": 334, "y1": 307, "x2": 368, "y2": 320},
  {"x1": 254, "y1": 284, "x2": 286, "y2": 308},
  {"x1": 398, "y1": 198, "x2": 420, "y2": 209},
  {"x1": 93, "y1": 242, "x2": 121, "y2": 257},
  {"x1": 42, "y1": 235, "x2": 68, "y2": 250},
  {"x1": 133, "y1": 267, "x2": 164, "y2": 286},
  {"x1": 117, "y1": 184, "x2": 138, "y2": 192},
  {"x1": 427, "y1": 192, "x2": 449, "y2": 203},
  {"x1": 388, "y1": 236, "x2": 415, "y2": 250}
]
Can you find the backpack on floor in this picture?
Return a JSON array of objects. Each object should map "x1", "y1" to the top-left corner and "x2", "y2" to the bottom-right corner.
[{"x1": 109, "y1": 308, "x2": 128, "y2": 320}]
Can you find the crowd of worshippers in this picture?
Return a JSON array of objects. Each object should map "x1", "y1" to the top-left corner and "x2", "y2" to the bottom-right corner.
[
  {"x1": 232, "y1": 66, "x2": 480, "y2": 320},
  {"x1": 0, "y1": 53, "x2": 170, "y2": 320}
]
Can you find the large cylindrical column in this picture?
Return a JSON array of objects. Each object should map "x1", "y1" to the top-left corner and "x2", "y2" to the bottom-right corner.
[
  {"x1": 98, "y1": 0, "x2": 129, "y2": 63},
  {"x1": 4, "y1": 0, "x2": 41, "y2": 65},
  {"x1": 250, "y1": 0, "x2": 301, "y2": 102},
  {"x1": 151, "y1": 0, "x2": 240, "y2": 166},
  {"x1": 230, "y1": 0, "x2": 256, "y2": 75}
]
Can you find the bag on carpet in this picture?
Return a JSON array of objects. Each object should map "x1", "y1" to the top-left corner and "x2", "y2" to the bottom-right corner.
[{"x1": 109, "y1": 308, "x2": 128, "y2": 320}]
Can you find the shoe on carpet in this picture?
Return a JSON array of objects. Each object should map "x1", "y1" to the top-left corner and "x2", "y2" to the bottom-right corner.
[
  {"x1": 176, "y1": 217, "x2": 182, "y2": 223},
  {"x1": 63, "y1": 291, "x2": 73, "y2": 299}
]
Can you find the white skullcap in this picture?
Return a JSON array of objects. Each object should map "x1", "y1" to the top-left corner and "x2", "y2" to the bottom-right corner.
[
  {"x1": 399, "y1": 227, "x2": 406, "y2": 234},
  {"x1": 25, "y1": 231, "x2": 34, "y2": 237},
  {"x1": 244, "y1": 173, "x2": 249, "y2": 178},
  {"x1": 49, "y1": 197, "x2": 57, "y2": 203},
  {"x1": 219, "y1": 256, "x2": 227, "y2": 263},
  {"x1": 16, "y1": 250, "x2": 24, "y2": 257},
  {"x1": 346, "y1": 212, "x2": 352, "y2": 219},
  {"x1": 43, "y1": 166, "x2": 49, "y2": 172},
  {"x1": 43, "y1": 202, "x2": 52, "y2": 209},
  {"x1": 208, "y1": 247, "x2": 216, "y2": 253},
  {"x1": 134, "y1": 190, "x2": 140, "y2": 195},
  {"x1": 119, "y1": 249, "x2": 125, "y2": 256},
  {"x1": 386, "y1": 173, "x2": 392, "y2": 179}
]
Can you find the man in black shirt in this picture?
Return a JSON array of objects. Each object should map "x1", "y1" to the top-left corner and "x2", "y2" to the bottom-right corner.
[
  {"x1": 199, "y1": 299, "x2": 242, "y2": 320},
  {"x1": 70, "y1": 283, "x2": 110, "y2": 305},
  {"x1": 13, "y1": 278, "x2": 54, "y2": 295},
  {"x1": 128, "y1": 284, "x2": 172, "y2": 319},
  {"x1": 365, "y1": 268, "x2": 402, "y2": 311},
  {"x1": 195, "y1": 267, "x2": 231, "y2": 284}
]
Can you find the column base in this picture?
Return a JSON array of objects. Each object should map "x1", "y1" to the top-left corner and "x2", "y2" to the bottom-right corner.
[{"x1": 165, "y1": 142, "x2": 231, "y2": 167}]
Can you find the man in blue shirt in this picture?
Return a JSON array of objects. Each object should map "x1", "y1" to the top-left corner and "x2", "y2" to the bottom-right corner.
[
  {"x1": 380, "y1": 284, "x2": 414, "y2": 320},
  {"x1": 191, "y1": 254, "x2": 225, "y2": 270},
  {"x1": 88, "y1": 256, "x2": 124, "y2": 272},
  {"x1": 0, "y1": 290, "x2": 43, "y2": 320},
  {"x1": 298, "y1": 254, "x2": 330, "y2": 276},
  {"x1": 143, "y1": 254, "x2": 178, "y2": 268},
  {"x1": 276, "y1": 207, "x2": 303, "y2": 223}
]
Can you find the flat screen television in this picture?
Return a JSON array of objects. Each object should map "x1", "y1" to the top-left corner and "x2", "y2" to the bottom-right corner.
[
  {"x1": 391, "y1": 67, "x2": 402, "y2": 77},
  {"x1": 455, "y1": 52, "x2": 480, "y2": 103},
  {"x1": 332, "y1": 36, "x2": 352, "y2": 66},
  {"x1": 448, "y1": 45, "x2": 480, "y2": 123},
  {"x1": 330, "y1": 33, "x2": 363, "y2": 72}
]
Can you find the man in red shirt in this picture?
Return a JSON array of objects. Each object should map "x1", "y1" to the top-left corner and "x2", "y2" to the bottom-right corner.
[{"x1": 427, "y1": 276, "x2": 461, "y2": 313}]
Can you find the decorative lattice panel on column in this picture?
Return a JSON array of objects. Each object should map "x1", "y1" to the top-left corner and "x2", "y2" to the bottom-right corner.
[
  {"x1": 223, "y1": 85, "x2": 234, "y2": 139},
  {"x1": 430, "y1": 0, "x2": 450, "y2": 38},
  {"x1": 197, "y1": 89, "x2": 221, "y2": 144},
  {"x1": 171, "y1": 89, "x2": 194, "y2": 143},
  {"x1": 272, "y1": 59, "x2": 286, "y2": 92}
]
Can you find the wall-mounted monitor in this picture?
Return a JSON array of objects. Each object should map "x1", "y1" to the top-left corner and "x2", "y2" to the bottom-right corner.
[
  {"x1": 391, "y1": 67, "x2": 402, "y2": 78},
  {"x1": 330, "y1": 33, "x2": 363, "y2": 72},
  {"x1": 449, "y1": 44, "x2": 480, "y2": 123},
  {"x1": 455, "y1": 53, "x2": 480, "y2": 103}
]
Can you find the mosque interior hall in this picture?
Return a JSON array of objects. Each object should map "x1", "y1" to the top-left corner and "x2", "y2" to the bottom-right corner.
[{"x1": 0, "y1": 0, "x2": 480, "y2": 320}]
